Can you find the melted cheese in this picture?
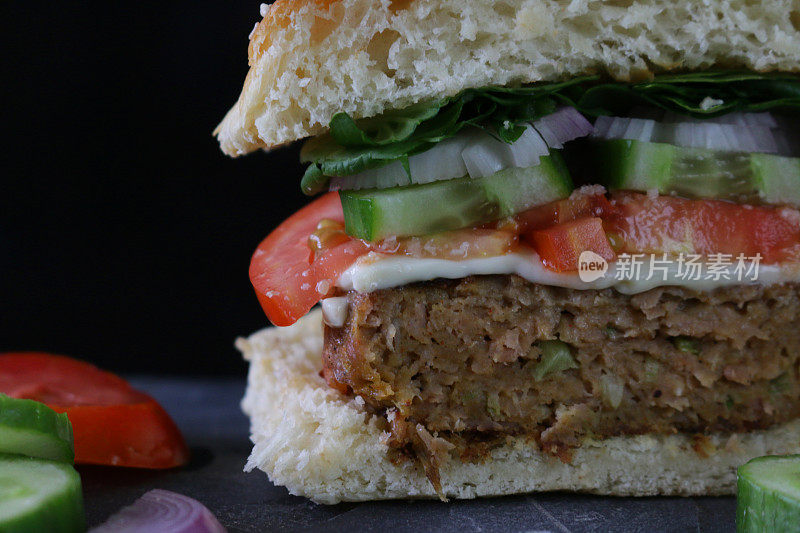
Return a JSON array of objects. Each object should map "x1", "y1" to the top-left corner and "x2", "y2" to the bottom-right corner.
[
  {"x1": 339, "y1": 251, "x2": 795, "y2": 293},
  {"x1": 322, "y1": 251, "x2": 800, "y2": 327}
]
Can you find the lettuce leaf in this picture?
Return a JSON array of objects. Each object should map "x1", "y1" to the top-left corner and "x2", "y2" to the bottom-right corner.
[
  {"x1": 577, "y1": 71, "x2": 800, "y2": 118},
  {"x1": 299, "y1": 76, "x2": 595, "y2": 193},
  {"x1": 301, "y1": 72, "x2": 800, "y2": 194}
]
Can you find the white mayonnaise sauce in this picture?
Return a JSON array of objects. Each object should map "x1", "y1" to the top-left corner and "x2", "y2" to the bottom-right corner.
[{"x1": 321, "y1": 250, "x2": 800, "y2": 327}]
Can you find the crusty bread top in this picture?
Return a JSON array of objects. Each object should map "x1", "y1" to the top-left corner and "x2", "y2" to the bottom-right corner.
[{"x1": 215, "y1": 0, "x2": 800, "y2": 156}]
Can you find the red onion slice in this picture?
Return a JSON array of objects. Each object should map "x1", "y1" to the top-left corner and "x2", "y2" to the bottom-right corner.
[
  {"x1": 331, "y1": 107, "x2": 593, "y2": 190},
  {"x1": 592, "y1": 113, "x2": 787, "y2": 155},
  {"x1": 507, "y1": 125, "x2": 550, "y2": 167},
  {"x1": 531, "y1": 106, "x2": 594, "y2": 149},
  {"x1": 661, "y1": 111, "x2": 778, "y2": 128},
  {"x1": 90, "y1": 489, "x2": 226, "y2": 533},
  {"x1": 461, "y1": 134, "x2": 512, "y2": 178}
]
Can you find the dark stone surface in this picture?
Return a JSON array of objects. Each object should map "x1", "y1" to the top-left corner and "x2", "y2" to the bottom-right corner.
[{"x1": 79, "y1": 377, "x2": 737, "y2": 532}]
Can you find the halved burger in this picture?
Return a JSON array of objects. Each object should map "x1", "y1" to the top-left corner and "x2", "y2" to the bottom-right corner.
[{"x1": 216, "y1": 0, "x2": 800, "y2": 504}]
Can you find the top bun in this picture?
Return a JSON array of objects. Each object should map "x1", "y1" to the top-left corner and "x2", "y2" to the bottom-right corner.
[{"x1": 215, "y1": 0, "x2": 800, "y2": 156}]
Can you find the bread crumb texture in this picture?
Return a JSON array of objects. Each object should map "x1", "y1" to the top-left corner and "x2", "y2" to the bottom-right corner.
[
  {"x1": 215, "y1": 0, "x2": 800, "y2": 155},
  {"x1": 238, "y1": 309, "x2": 800, "y2": 504}
]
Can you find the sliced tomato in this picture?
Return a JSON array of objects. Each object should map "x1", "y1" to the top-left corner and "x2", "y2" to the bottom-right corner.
[
  {"x1": 526, "y1": 217, "x2": 616, "y2": 272},
  {"x1": 250, "y1": 194, "x2": 518, "y2": 326},
  {"x1": 516, "y1": 189, "x2": 616, "y2": 232},
  {"x1": 605, "y1": 192, "x2": 800, "y2": 263},
  {"x1": 249, "y1": 192, "x2": 369, "y2": 326},
  {"x1": 0, "y1": 352, "x2": 189, "y2": 468},
  {"x1": 252, "y1": 188, "x2": 800, "y2": 323}
]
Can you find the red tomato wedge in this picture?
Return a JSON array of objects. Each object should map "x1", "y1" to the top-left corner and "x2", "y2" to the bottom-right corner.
[
  {"x1": 516, "y1": 190, "x2": 617, "y2": 232},
  {"x1": 250, "y1": 188, "x2": 800, "y2": 323},
  {"x1": 526, "y1": 217, "x2": 616, "y2": 272},
  {"x1": 0, "y1": 352, "x2": 189, "y2": 469},
  {"x1": 249, "y1": 192, "x2": 369, "y2": 326},
  {"x1": 606, "y1": 192, "x2": 800, "y2": 263}
]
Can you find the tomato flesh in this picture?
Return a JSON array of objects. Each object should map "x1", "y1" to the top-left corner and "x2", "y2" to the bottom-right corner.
[
  {"x1": 0, "y1": 352, "x2": 189, "y2": 469},
  {"x1": 250, "y1": 194, "x2": 517, "y2": 326},
  {"x1": 249, "y1": 192, "x2": 368, "y2": 327},
  {"x1": 526, "y1": 217, "x2": 616, "y2": 272},
  {"x1": 606, "y1": 192, "x2": 800, "y2": 263},
  {"x1": 249, "y1": 189, "x2": 800, "y2": 327},
  {"x1": 516, "y1": 190, "x2": 616, "y2": 232}
]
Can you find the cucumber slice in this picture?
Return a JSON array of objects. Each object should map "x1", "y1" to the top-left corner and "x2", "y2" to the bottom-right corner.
[
  {"x1": 340, "y1": 153, "x2": 573, "y2": 241},
  {"x1": 737, "y1": 455, "x2": 800, "y2": 532},
  {"x1": 751, "y1": 153, "x2": 800, "y2": 206},
  {"x1": 594, "y1": 139, "x2": 676, "y2": 192},
  {"x1": 593, "y1": 139, "x2": 800, "y2": 205},
  {"x1": 0, "y1": 395, "x2": 73, "y2": 463},
  {"x1": 0, "y1": 454, "x2": 85, "y2": 533}
]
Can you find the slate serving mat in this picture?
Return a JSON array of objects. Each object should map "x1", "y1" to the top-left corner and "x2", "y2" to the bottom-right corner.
[{"x1": 79, "y1": 377, "x2": 737, "y2": 532}]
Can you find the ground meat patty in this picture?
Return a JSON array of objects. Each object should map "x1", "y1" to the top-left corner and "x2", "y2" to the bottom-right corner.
[{"x1": 322, "y1": 275, "x2": 800, "y2": 461}]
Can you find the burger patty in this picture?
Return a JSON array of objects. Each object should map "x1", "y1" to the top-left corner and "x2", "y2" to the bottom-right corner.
[{"x1": 322, "y1": 275, "x2": 800, "y2": 461}]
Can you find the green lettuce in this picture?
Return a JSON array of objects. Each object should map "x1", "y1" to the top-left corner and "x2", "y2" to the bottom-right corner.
[
  {"x1": 299, "y1": 76, "x2": 596, "y2": 193},
  {"x1": 300, "y1": 72, "x2": 800, "y2": 194},
  {"x1": 577, "y1": 71, "x2": 800, "y2": 118}
]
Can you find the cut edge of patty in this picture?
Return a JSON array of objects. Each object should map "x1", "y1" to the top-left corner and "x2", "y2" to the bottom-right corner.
[
  {"x1": 322, "y1": 275, "x2": 800, "y2": 491},
  {"x1": 238, "y1": 308, "x2": 800, "y2": 503}
]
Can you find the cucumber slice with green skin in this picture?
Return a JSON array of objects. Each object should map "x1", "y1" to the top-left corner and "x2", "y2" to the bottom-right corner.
[
  {"x1": 0, "y1": 394, "x2": 74, "y2": 463},
  {"x1": 737, "y1": 455, "x2": 800, "y2": 532},
  {"x1": 751, "y1": 153, "x2": 800, "y2": 207},
  {"x1": 593, "y1": 139, "x2": 800, "y2": 205},
  {"x1": 340, "y1": 153, "x2": 573, "y2": 241},
  {"x1": 0, "y1": 454, "x2": 85, "y2": 533}
]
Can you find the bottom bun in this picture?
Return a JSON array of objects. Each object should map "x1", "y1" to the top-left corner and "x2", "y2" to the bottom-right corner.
[{"x1": 237, "y1": 309, "x2": 800, "y2": 505}]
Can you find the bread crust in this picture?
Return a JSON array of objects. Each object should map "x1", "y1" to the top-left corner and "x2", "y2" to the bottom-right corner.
[
  {"x1": 238, "y1": 309, "x2": 800, "y2": 504},
  {"x1": 216, "y1": 0, "x2": 800, "y2": 156}
]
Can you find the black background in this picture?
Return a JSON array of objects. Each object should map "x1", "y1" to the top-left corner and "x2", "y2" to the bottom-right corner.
[{"x1": 3, "y1": 2, "x2": 302, "y2": 375}]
